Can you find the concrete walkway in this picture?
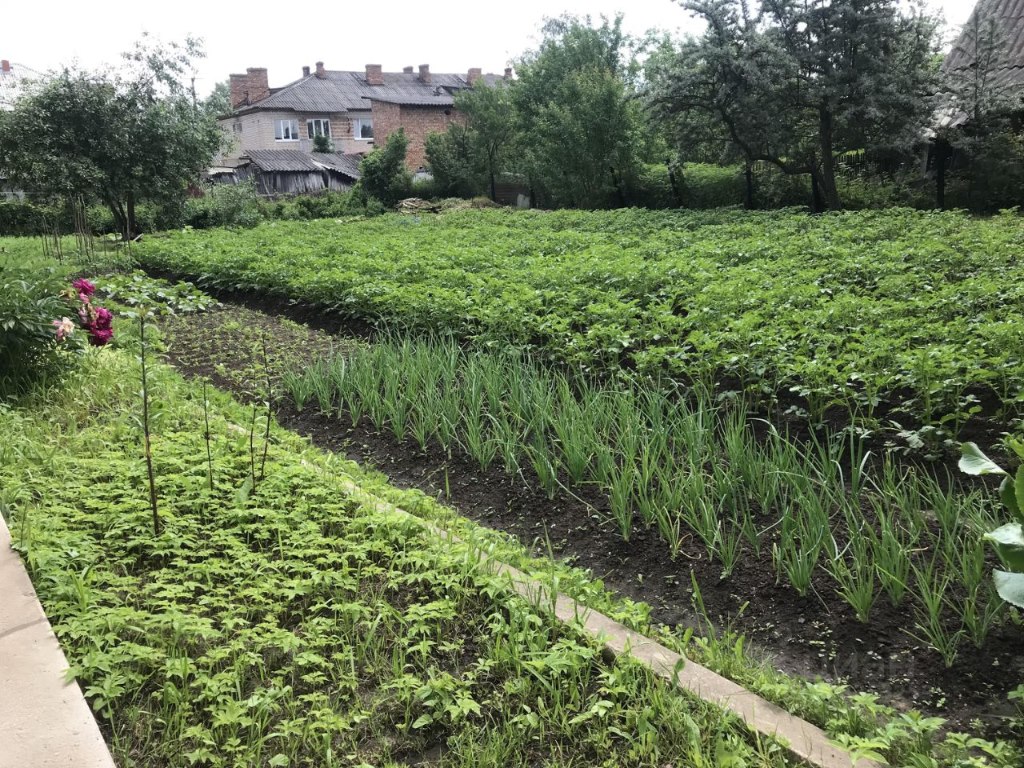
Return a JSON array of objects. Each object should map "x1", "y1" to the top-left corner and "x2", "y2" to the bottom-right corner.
[{"x1": 0, "y1": 514, "x2": 116, "y2": 768}]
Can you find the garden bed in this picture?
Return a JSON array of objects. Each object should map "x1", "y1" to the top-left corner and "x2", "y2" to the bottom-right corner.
[
  {"x1": 1, "y1": 345, "x2": 801, "y2": 768},
  {"x1": 156, "y1": 300, "x2": 1022, "y2": 737}
]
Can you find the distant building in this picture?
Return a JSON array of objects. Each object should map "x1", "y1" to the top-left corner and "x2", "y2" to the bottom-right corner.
[
  {"x1": 218, "y1": 62, "x2": 510, "y2": 172},
  {"x1": 0, "y1": 58, "x2": 45, "y2": 111}
]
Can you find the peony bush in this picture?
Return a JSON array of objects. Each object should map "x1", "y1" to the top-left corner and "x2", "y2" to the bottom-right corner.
[{"x1": 0, "y1": 270, "x2": 113, "y2": 395}]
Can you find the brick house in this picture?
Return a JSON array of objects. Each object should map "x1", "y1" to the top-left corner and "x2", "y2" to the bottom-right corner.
[{"x1": 220, "y1": 62, "x2": 509, "y2": 171}]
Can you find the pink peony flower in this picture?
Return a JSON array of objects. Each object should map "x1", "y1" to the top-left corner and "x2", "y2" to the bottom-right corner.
[
  {"x1": 91, "y1": 307, "x2": 113, "y2": 331},
  {"x1": 72, "y1": 278, "x2": 96, "y2": 298},
  {"x1": 88, "y1": 327, "x2": 113, "y2": 346},
  {"x1": 53, "y1": 317, "x2": 75, "y2": 341}
]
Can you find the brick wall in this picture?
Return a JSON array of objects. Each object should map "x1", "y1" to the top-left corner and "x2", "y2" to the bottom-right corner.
[
  {"x1": 371, "y1": 101, "x2": 463, "y2": 170},
  {"x1": 229, "y1": 68, "x2": 270, "y2": 109}
]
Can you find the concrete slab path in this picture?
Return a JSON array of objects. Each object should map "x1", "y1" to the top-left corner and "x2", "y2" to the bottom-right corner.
[{"x1": 0, "y1": 514, "x2": 116, "y2": 768}]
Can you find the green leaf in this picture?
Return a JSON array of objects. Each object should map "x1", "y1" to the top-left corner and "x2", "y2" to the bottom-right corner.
[
  {"x1": 1001, "y1": 476, "x2": 1021, "y2": 519},
  {"x1": 958, "y1": 442, "x2": 1007, "y2": 476},
  {"x1": 411, "y1": 714, "x2": 433, "y2": 729},
  {"x1": 993, "y1": 570, "x2": 1024, "y2": 609},
  {"x1": 1015, "y1": 468, "x2": 1024, "y2": 524},
  {"x1": 268, "y1": 756, "x2": 289, "y2": 767},
  {"x1": 984, "y1": 523, "x2": 1024, "y2": 571}
]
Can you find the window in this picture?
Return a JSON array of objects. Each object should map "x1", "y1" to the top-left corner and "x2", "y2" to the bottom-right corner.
[
  {"x1": 274, "y1": 119, "x2": 299, "y2": 141},
  {"x1": 307, "y1": 118, "x2": 331, "y2": 139},
  {"x1": 353, "y1": 118, "x2": 373, "y2": 140}
]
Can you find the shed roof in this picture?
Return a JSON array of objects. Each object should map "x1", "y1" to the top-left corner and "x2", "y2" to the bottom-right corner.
[
  {"x1": 943, "y1": 0, "x2": 1024, "y2": 91},
  {"x1": 241, "y1": 150, "x2": 362, "y2": 179},
  {"x1": 234, "y1": 69, "x2": 505, "y2": 115}
]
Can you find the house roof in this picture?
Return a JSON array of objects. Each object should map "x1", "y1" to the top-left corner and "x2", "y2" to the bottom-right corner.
[
  {"x1": 943, "y1": 0, "x2": 1024, "y2": 91},
  {"x1": 234, "y1": 69, "x2": 505, "y2": 115},
  {"x1": 240, "y1": 150, "x2": 362, "y2": 179},
  {"x1": 0, "y1": 61, "x2": 43, "y2": 110}
]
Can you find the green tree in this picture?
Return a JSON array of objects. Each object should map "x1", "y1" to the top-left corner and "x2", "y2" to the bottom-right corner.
[
  {"x1": 513, "y1": 15, "x2": 641, "y2": 208},
  {"x1": 0, "y1": 37, "x2": 221, "y2": 238},
  {"x1": 203, "y1": 80, "x2": 232, "y2": 119},
  {"x1": 358, "y1": 128, "x2": 411, "y2": 206},
  {"x1": 650, "y1": 0, "x2": 938, "y2": 210},
  {"x1": 456, "y1": 81, "x2": 518, "y2": 201},
  {"x1": 425, "y1": 123, "x2": 486, "y2": 198},
  {"x1": 425, "y1": 81, "x2": 518, "y2": 201}
]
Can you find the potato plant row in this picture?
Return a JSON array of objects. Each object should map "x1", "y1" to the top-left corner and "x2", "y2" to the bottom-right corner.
[{"x1": 138, "y1": 207, "x2": 1024, "y2": 451}]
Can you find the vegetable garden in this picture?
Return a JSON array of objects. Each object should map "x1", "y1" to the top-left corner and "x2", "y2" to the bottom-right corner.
[
  {"x1": 3, "y1": 205, "x2": 1024, "y2": 766},
  {"x1": 139, "y1": 207, "x2": 1024, "y2": 451}
]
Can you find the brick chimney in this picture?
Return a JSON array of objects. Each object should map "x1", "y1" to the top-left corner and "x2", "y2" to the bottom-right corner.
[
  {"x1": 229, "y1": 68, "x2": 270, "y2": 109},
  {"x1": 418, "y1": 64, "x2": 431, "y2": 84},
  {"x1": 315, "y1": 61, "x2": 326, "y2": 79},
  {"x1": 246, "y1": 68, "x2": 270, "y2": 102},
  {"x1": 504, "y1": 67, "x2": 513, "y2": 80},
  {"x1": 365, "y1": 64, "x2": 384, "y2": 86},
  {"x1": 403, "y1": 66, "x2": 413, "y2": 74},
  {"x1": 229, "y1": 73, "x2": 247, "y2": 108},
  {"x1": 302, "y1": 65, "x2": 310, "y2": 77},
  {"x1": 467, "y1": 68, "x2": 482, "y2": 86},
  {"x1": 1, "y1": 60, "x2": 10, "y2": 73}
]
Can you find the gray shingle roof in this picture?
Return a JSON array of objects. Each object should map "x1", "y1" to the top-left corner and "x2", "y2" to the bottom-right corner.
[
  {"x1": 241, "y1": 150, "x2": 362, "y2": 179},
  {"x1": 310, "y1": 152, "x2": 363, "y2": 178},
  {"x1": 234, "y1": 70, "x2": 505, "y2": 114},
  {"x1": 943, "y1": 0, "x2": 1024, "y2": 91}
]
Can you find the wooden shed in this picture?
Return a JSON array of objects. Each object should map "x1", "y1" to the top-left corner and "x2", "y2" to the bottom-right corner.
[{"x1": 233, "y1": 150, "x2": 362, "y2": 197}]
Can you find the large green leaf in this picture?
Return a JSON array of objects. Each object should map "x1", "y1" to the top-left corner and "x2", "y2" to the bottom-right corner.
[
  {"x1": 1002, "y1": 475, "x2": 1021, "y2": 519},
  {"x1": 1015, "y1": 467, "x2": 1024, "y2": 524},
  {"x1": 958, "y1": 442, "x2": 1007, "y2": 476},
  {"x1": 993, "y1": 570, "x2": 1024, "y2": 609},
  {"x1": 984, "y1": 523, "x2": 1024, "y2": 571}
]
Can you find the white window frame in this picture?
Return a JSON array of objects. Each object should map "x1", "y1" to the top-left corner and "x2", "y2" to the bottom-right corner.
[
  {"x1": 274, "y1": 119, "x2": 299, "y2": 141},
  {"x1": 307, "y1": 118, "x2": 331, "y2": 139},
  {"x1": 353, "y1": 118, "x2": 373, "y2": 140}
]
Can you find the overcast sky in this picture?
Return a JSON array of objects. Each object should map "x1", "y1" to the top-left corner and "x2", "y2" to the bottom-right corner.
[{"x1": 4, "y1": 0, "x2": 978, "y2": 98}]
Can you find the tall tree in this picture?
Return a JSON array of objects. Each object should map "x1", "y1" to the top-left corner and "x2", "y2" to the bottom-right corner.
[
  {"x1": 0, "y1": 37, "x2": 220, "y2": 238},
  {"x1": 424, "y1": 80, "x2": 518, "y2": 201},
  {"x1": 762, "y1": 0, "x2": 938, "y2": 209},
  {"x1": 513, "y1": 15, "x2": 641, "y2": 208},
  {"x1": 455, "y1": 81, "x2": 517, "y2": 202},
  {"x1": 650, "y1": 0, "x2": 938, "y2": 210}
]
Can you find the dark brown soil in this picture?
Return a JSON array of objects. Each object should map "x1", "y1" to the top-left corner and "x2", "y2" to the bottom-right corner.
[{"x1": 157, "y1": 301, "x2": 1023, "y2": 737}]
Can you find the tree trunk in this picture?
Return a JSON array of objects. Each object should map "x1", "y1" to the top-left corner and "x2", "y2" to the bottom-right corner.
[
  {"x1": 743, "y1": 163, "x2": 754, "y2": 209},
  {"x1": 818, "y1": 105, "x2": 841, "y2": 210},
  {"x1": 608, "y1": 166, "x2": 627, "y2": 208},
  {"x1": 935, "y1": 140, "x2": 948, "y2": 210},
  {"x1": 489, "y1": 166, "x2": 497, "y2": 203},
  {"x1": 667, "y1": 162, "x2": 682, "y2": 207},
  {"x1": 809, "y1": 165, "x2": 825, "y2": 213},
  {"x1": 126, "y1": 192, "x2": 138, "y2": 240},
  {"x1": 107, "y1": 199, "x2": 129, "y2": 241}
]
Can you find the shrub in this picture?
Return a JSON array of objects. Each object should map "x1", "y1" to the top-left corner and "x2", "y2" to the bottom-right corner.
[
  {"x1": 623, "y1": 164, "x2": 677, "y2": 209},
  {"x1": 183, "y1": 182, "x2": 264, "y2": 229},
  {"x1": 410, "y1": 175, "x2": 442, "y2": 200},
  {"x1": 0, "y1": 267, "x2": 73, "y2": 393},
  {"x1": 359, "y1": 129, "x2": 412, "y2": 207},
  {"x1": 0, "y1": 200, "x2": 51, "y2": 236}
]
